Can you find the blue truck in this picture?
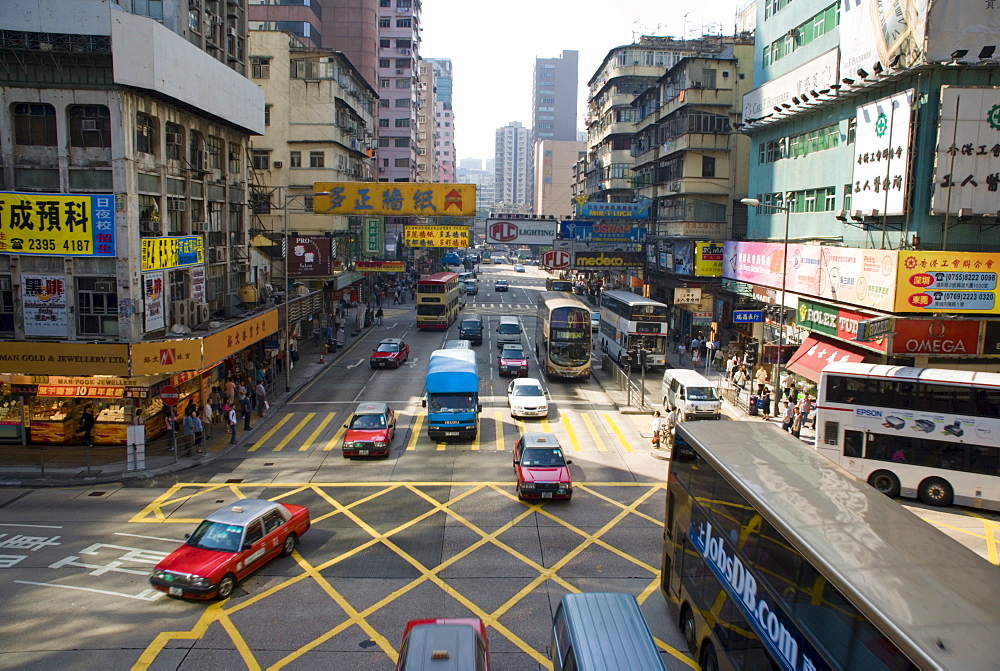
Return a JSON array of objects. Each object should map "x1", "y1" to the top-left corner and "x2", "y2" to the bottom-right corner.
[
  {"x1": 442, "y1": 252, "x2": 462, "y2": 266},
  {"x1": 423, "y1": 349, "x2": 481, "y2": 440}
]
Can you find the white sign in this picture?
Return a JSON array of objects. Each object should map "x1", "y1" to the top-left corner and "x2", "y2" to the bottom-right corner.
[
  {"x1": 852, "y1": 90, "x2": 914, "y2": 216},
  {"x1": 143, "y1": 271, "x2": 165, "y2": 332},
  {"x1": 191, "y1": 266, "x2": 206, "y2": 305},
  {"x1": 674, "y1": 288, "x2": 702, "y2": 304},
  {"x1": 485, "y1": 218, "x2": 558, "y2": 245},
  {"x1": 839, "y1": 0, "x2": 927, "y2": 84},
  {"x1": 743, "y1": 49, "x2": 839, "y2": 120},
  {"x1": 924, "y1": 0, "x2": 1000, "y2": 64},
  {"x1": 21, "y1": 274, "x2": 68, "y2": 337},
  {"x1": 930, "y1": 87, "x2": 1000, "y2": 216}
]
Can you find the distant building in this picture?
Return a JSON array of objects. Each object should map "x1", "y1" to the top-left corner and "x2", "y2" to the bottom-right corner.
[
  {"x1": 534, "y1": 140, "x2": 586, "y2": 218},
  {"x1": 428, "y1": 58, "x2": 456, "y2": 183},
  {"x1": 376, "y1": 0, "x2": 420, "y2": 184},
  {"x1": 494, "y1": 122, "x2": 533, "y2": 210},
  {"x1": 533, "y1": 50, "x2": 578, "y2": 142}
]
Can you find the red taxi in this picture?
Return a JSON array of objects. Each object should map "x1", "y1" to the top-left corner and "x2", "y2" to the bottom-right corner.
[
  {"x1": 498, "y1": 344, "x2": 529, "y2": 377},
  {"x1": 149, "y1": 499, "x2": 310, "y2": 600},
  {"x1": 342, "y1": 402, "x2": 396, "y2": 458},
  {"x1": 370, "y1": 338, "x2": 410, "y2": 369},
  {"x1": 512, "y1": 433, "x2": 573, "y2": 500},
  {"x1": 396, "y1": 618, "x2": 490, "y2": 670}
]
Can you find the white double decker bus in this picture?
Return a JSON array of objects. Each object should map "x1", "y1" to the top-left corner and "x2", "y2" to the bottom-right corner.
[
  {"x1": 597, "y1": 290, "x2": 668, "y2": 368},
  {"x1": 816, "y1": 362, "x2": 1000, "y2": 510}
]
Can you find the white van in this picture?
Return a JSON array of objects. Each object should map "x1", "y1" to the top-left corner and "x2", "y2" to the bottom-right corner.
[
  {"x1": 496, "y1": 316, "x2": 522, "y2": 348},
  {"x1": 661, "y1": 369, "x2": 722, "y2": 420}
]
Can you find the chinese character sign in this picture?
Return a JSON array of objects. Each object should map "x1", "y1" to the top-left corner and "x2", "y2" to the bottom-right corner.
[
  {"x1": 314, "y1": 182, "x2": 476, "y2": 216},
  {"x1": 694, "y1": 242, "x2": 723, "y2": 277},
  {"x1": 852, "y1": 90, "x2": 913, "y2": 216},
  {"x1": 0, "y1": 192, "x2": 115, "y2": 257},
  {"x1": 286, "y1": 236, "x2": 333, "y2": 277},
  {"x1": 365, "y1": 218, "x2": 384, "y2": 256},
  {"x1": 403, "y1": 225, "x2": 469, "y2": 248},
  {"x1": 141, "y1": 236, "x2": 205, "y2": 272},
  {"x1": 931, "y1": 87, "x2": 1000, "y2": 215},
  {"x1": 894, "y1": 250, "x2": 1000, "y2": 313},
  {"x1": 21, "y1": 274, "x2": 69, "y2": 337},
  {"x1": 143, "y1": 271, "x2": 165, "y2": 332}
]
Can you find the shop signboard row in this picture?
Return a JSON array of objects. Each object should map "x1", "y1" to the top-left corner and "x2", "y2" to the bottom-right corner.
[
  {"x1": 403, "y1": 225, "x2": 469, "y2": 248},
  {"x1": 578, "y1": 201, "x2": 651, "y2": 219},
  {"x1": 645, "y1": 240, "x2": 722, "y2": 277},
  {"x1": 356, "y1": 261, "x2": 406, "y2": 273},
  {"x1": 314, "y1": 182, "x2": 476, "y2": 217},
  {"x1": 0, "y1": 191, "x2": 115, "y2": 257},
  {"x1": 559, "y1": 221, "x2": 647, "y2": 243}
]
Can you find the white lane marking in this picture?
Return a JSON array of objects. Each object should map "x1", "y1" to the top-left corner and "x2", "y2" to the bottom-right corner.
[
  {"x1": 405, "y1": 357, "x2": 420, "y2": 368},
  {"x1": 13, "y1": 580, "x2": 165, "y2": 601},
  {"x1": 113, "y1": 532, "x2": 183, "y2": 544},
  {"x1": 346, "y1": 358, "x2": 365, "y2": 369},
  {"x1": 0, "y1": 523, "x2": 63, "y2": 529}
]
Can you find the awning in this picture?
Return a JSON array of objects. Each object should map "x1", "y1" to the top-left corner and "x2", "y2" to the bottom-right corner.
[{"x1": 785, "y1": 334, "x2": 868, "y2": 382}]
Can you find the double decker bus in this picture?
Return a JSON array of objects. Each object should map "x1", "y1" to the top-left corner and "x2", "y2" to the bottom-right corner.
[
  {"x1": 597, "y1": 290, "x2": 668, "y2": 368},
  {"x1": 815, "y1": 362, "x2": 1000, "y2": 510},
  {"x1": 416, "y1": 272, "x2": 461, "y2": 330},
  {"x1": 664, "y1": 421, "x2": 1000, "y2": 671},
  {"x1": 534, "y1": 292, "x2": 592, "y2": 379}
]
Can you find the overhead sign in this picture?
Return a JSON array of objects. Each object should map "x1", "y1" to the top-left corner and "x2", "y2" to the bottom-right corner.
[
  {"x1": 894, "y1": 251, "x2": 1000, "y2": 313},
  {"x1": 0, "y1": 191, "x2": 115, "y2": 257},
  {"x1": 930, "y1": 87, "x2": 1000, "y2": 216},
  {"x1": 202, "y1": 310, "x2": 278, "y2": 368},
  {"x1": 733, "y1": 310, "x2": 763, "y2": 323},
  {"x1": 314, "y1": 182, "x2": 476, "y2": 216},
  {"x1": 694, "y1": 242, "x2": 723, "y2": 277},
  {"x1": 578, "y1": 201, "x2": 650, "y2": 219},
  {"x1": 21, "y1": 274, "x2": 68, "y2": 338},
  {"x1": 796, "y1": 298, "x2": 889, "y2": 353},
  {"x1": 541, "y1": 249, "x2": 571, "y2": 269},
  {"x1": 141, "y1": 235, "x2": 204, "y2": 272},
  {"x1": 890, "y1": 319, "x2": 980, "y2": 356},
  {"x1": 403, "y1": 225, "x2": 469, "y2": 248},
  {"x1": 364, "y1": 218, "x2": 383, "y2": 256},
  {"x1": 287, "y1": 236, "x2": 333, "y2": 277},
  {"x1": 742, "y1": 49, "x2": 838, "y2": 120},
  {"x1": 852, "y1": 90, "x2": 914, "y2": 216},
  {"x1": 856, "y1": 317, "x2": 894, "y2": 342},
  {"x1": 130, "y1": 339, "x2": 203, "y2": 375},
  {"x1": 559, "y1": 221, "x2": 647, "y2": 243},
  {"x1": 486, "y1": 218, "x2": 558, "y2": 245},
  {"x1": 572, "y1": 251, "x2": 644, "y2": 268},
  {"x1": 0, "y1": 342, "x2": 130, "y2": 376},
  {"x1": 839, "y1": 0, "x2": 926, "y2": 84},
  {"x1": 143, "y1": 271, "x2": 165, "y2": 332},
  {"x1": 356, "y1": 261, "x2": 406, "y2": 273}
]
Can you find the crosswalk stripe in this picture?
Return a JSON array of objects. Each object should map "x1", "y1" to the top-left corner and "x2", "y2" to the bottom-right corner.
[
  {"x1": 437, "y1": 441, "x2": 446, "y2": 451},
  {"x1": 604, "y1": 413, "x2": 633, "y2": 453},
  {"x1": 561, "y1": 415, "x2": 581, "y2": 452},
  {"x1": 494, "y1": 411, "x2": 504, "y2": 451},
  {"x1": 581, "y1": 413, "x2": 607, "y2": 452},
  {"x1": 406, "y1": 412, "x2": 424, "y2": 451},
  {"x1": 274, "y1": 413, "x2": 315, "y2": 451},
  {"x1": 471, "y1": 420, "x2": 480, "y2": 450},
  {"x1": 248, "y1": 414, "x2": 293, "y2": 452},
  {"x1": 322, "y1": 421, "x2": 348, "y2": 451},
  {"x1": 299, "y1": 413, "x2": 336, "y2": 451},
  {"x1": 541, "y1": 418, "x2": 551, "y2": 433}
]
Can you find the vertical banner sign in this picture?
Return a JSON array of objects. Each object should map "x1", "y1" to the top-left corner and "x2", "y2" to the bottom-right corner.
[
  {"x1": 191, "y1": 266, "x2": 206, "y2": 304},
  {"x1": 143, "y1": 271, "x2": 165, "y2": 332},
  {"x1": 0, "y1": 192, "x2": 115, "y2": 257},
  {"x1": 930, "y1": 87, "x2": 1000, "y2": 215},
  {"x1": 852, "y1": 90, "x2": 914, "y2": 215},
  {"x1": 365, "y1": 218, "x2": 383, "y2": 256},
  {"x1": 21, "y1": 274, "x2": 68, "y2": 337}
]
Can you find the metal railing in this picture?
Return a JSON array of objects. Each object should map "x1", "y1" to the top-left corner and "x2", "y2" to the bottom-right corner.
[{"x1": 600, "y1": 354, "x2": 653, "y2": 410}]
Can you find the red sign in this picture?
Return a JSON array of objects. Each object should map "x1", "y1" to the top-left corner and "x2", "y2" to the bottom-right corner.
[
  {"x1": 36, "y1": 385, "x2": 125, "y2": 398},
  {"x1": 160, "y1": 385, "x2": 180, "y2": 405},
  {"x1": 286, "y1": 236, "x2": 333, "y2": 277},
  {"x1": 489, "y1": 221, "x2": 517, "y2": 242},
  {"x1": 890, "y1": 319, "x2": 980, "y2": 356},
  {"x1": 835, "y1": 308, "x2": 888, "y2": 353},
  {"x1": 355, "y1": 261, "x2": 405, "y2": 273},
  {"x1": 541, "y1": 250, "x2": 570, "y2": 269}
]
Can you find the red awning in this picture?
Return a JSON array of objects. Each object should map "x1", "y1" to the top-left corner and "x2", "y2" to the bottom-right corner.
[{"x1": 786, "y1": 334, "x2": 868, "y2": 382}]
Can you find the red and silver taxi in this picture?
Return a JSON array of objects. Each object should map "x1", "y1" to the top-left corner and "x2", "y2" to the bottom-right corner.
[
  {"x1": 149, "y1": 498, "x2": 310, "y2": 600},
  {"x1": 396, "y1": 618, "x2": 491, "y2": 671},
  {"x1": 512, "y1": 433, "x2": 573, "y2": 500},
  {"x1": 498, "y1": 344, "x2": 529, "y2": 377},
  {"x1": 342, "y1": 402, "x2": 396, "y2": 458},
  {"x1": 370, "y1": 337, "x2": 410, "y2": 369}
]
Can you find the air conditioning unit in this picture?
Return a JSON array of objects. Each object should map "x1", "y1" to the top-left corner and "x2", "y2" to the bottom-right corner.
[
  {"x1": 81, "y1": 119, "x2": 99, "y2": 132},
  {"x1": 227, "y1": 28, "x2": 237, "y2": 37},
  {"x1": 668, "y1": 181, "x2": 682, "y2": 192},
  {"x1": 166, "y1": 132, "x2": 182, "y2": 146},
  {"x1": 196, "y1": 303, "x2": 211, "y2": 323},
  {"x1": 215, "y1": 15, "x2": 223, "y2": 25},
  {"x1": 210, "y1": 247, "x2": 227, "y2": 263},
  {"x1": 167, "y1": 199, "x2": 186, "y2": 211},
  {"x1": 172, "y1": 300, "x2": 189, "y2": 325},
  {"x1": 192, "y1": 221, "x2": 209, "y2": 233},
  {"x1": 273, "y1": 161, "x2": 283, "y2": 168},
  {"x1": 94, "y1": 281, "x2": 114, "y2": 293},
  {"x1": 396, "y1": 69, "x2": 404, "y2": 75}
]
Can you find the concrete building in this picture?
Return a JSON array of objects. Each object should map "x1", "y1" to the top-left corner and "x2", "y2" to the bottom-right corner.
[
  {"x1": 494, "y1": 122, "x2": 533, "y2": 211},
  {"x1": 431, "y1": 59, "x2": 456, "y2": 183},
  {"x1": 533, "y1": 50, "x2": 579, "y2": 142},
  {"x1": 415, "y1": 60, "x2": 438, "y2": 182},
  {"x1": 534, "y1": 140, "x2": 586, "y2": 218},
  {"x1": 376, "y1": 0, "x2": 420, "y2": 184}
]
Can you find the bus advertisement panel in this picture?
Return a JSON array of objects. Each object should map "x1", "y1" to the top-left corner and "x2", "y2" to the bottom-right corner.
[
  {"x1": 535, "y1": 292, "x2": 591, "y2": 379},
  {"x1": 416, "y1": 272, "x2": 461, "y2": 330},
  {"x1": 597, "y1": 290, "x2": 668, "y2": 368}
]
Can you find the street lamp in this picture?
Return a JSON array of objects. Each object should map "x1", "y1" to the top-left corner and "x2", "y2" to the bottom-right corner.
[{"x1": 741, "y1": 197, "x2": 791, "y2": 417}]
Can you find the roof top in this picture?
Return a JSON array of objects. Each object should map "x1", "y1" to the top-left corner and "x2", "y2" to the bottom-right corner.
[
  {"x1": 354, "y1": 402, "x2": 391, "y2": 415},
  {"x1": 205, "y1": 499, "x2": 280, "y2": 525},
  {"x1": 521, "y1": 432, "x2": 561, "y2": 449}
]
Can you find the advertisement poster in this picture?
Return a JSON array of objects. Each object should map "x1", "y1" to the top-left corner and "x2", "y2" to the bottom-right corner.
[
  {"x1": 852, "y1": 90, "x2": 914, "y2": 215},
  {"x1": 191, "y1": 265, "x2": 206, "y2": 304},
  {"x1": 673, "y1": 241, "x2": 693, "y2": 276},
  {"x1": 0, "y1": 192, "x2": 115, "y2": 257},
  {"x1": 286, "y1": 236, "x2": 333, "y2": 277},
  {"x1": 579, "y1": 201, "x2": 650, "y2": 219},
  {"x1": 403, "y1": 225, "x2": 469, "y2": 248},
  {"x1": 797, "y1": 298, "x2": 888, "y2": 353},
  {"x1": 364, "y1": 218, "x2": 384, "y2": 256},
  {"x1": 21, "y1": 274, "x2": 68, "y2": 337},
  {"x1": 314, "y1": 182, "x2": 476, "y2": 216},
  {"x1": 694, "y1": 242, "x2": 723, "y2": 277},
  {"x1": 930, "y1": 87, "x2": 1000, "y2": 216},
  {"x1": 141, "y1": 235, "x2": 204, "y2": 272},
  {"x1": 743, "y1": 49, "x2": 838, "y2": 120},
  {"x1": 559, "y1": 221, "x2": 647, "y2": 243},
  {"x1": 572, "y1": 251, "x2": 644, "y2": 269},
  {"x1": 894, "y1": 250, "x2": 999, "y2": 313},
  {"x1": 890, "y1": 319, "x2": 980, "y2": 356},
  {"x1": 485, "y1": 219, "x2": 558, "y2": 245},
  {"x1": 839, "y1": 0, "x2": 927, "y2": 84},
  {"x1": 143, "y1": 271, "x2": 165, "y2": 332}
]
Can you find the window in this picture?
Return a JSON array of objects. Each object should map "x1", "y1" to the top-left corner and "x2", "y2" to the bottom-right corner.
[
  {"x1": 379, "y1": 18, "x2": 391, "y2": 28},
  {"x1": 164, "y1": 122, "x2": 183, "y2": 160},
  {"x1": 395, "y1": 58, "x2": 410, "y2": 68},
  {"x1": 702, "y1": 156, "x2": 716, "y2": 178},
  {"x1": 379, "y1": 58, "x2": 391, "y2": 68},
  {"x1": 395, "y1": 79, "x2": 410, "y2": 88},
  {"x1": 397, "y1": 18, "x2": 411, "y2": 27},
  {"x1": 68, "y1": 105, "x2": 111, "y2": 149},
  {"x1": 847, "y1": 117, "x2": 857, "y2": 144},
  {"x1": 395, "y1": 98, "x2": 410, "y2": 108},
  {"x1": 188, "y1": 9, "x2": 199, "y2": 32},
  {"x1": 380, "y1": 0, "x2": 390, "y2": 6},
  {"x1": 252, "y1": 150, "x2": 270, "y2": 171},
  {"x1": 228, "y1": 142, "x2": 242, "y2": 174},
  {"x1": 394, "y1": 137, "x2": 409, "y2": 147},
  {"x1": 380, "y1": 78, "x2": 390, "y2": 88},
  {"x1": 379, "y1": 99, "x2": 390, "y2": 108},
  {"x1": 206, "y1": 136, "x2": 223, "y2": 170},
  {"x1": 378, "y1": 138, "x2": 390, "y2": 147},
  {"x1": 396, "y1": 39, "x2": 411, "y2": 48},
  {"x1": 135, "y1": 112, "x2": 156, "y2": 155},
  {"x1": 380, "y1": 39, "x2": 390, "y2": 48},
  {"x1": 251, "y1": 57, "x2": 270, "y2": 79},
  {"x1": 290, "y1": 150, "x2": 302, "y2": 168},
  {"x1": 76, "y1": 276, "x2": 118, "y2": 336},
  {"x1": 395, "y1": 158, "x2": 410, "y2": 167},
  {"x1": 264, "y1": 104, "x2": 271, "y2": 126},
  {"x1": 309, "y1": 151, "x2": 324, "y2": 168},
  {"x1": 394, "y1": 118, "x2": 410, "y2": 127},
  {"x1": 379, "y1": 118, "x2": 390, "y2": 128},
  {"x1": 132, "y1": 0, "x2": 163, "y2": 20},
  {"x1": 0, "y1": 280, "x2": 13, "y2": 335},
  {"x1": 13, "y1": 103, "x2": 57, "y2": 146}
]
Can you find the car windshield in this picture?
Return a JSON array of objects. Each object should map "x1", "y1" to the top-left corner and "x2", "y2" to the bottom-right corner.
[
  {"x1": 513, "y1": 385, "x2": 544, "y2": 397},
  {"x1": 520, "y1": 448, "x2": 565, "y2": 467},
  {"x1": 501, "y1": 348, "x2": 525, "y2": 359},
  {"x1": 498, "y1": 324, "x2": 520, "y2": 334},
  {"x1": 687, "y1": 387, "x2": 720, "y2": 401},
  {"x1": 350, "y1": 414, "x2": 387, "y2": 430},
  {"x1": 187, "y1": 520, "x2": 244, "y2": 552},
  {"x1": 376, "y1": 343, "x2": 399, "y2": 353},
  {"x1": 496, "y1": 281, "x2": 507, "y2": 286},
  {"x1": 461, "y1": 321, "x2": 481, "y2": 330},
  {"x1": 427, "y1": 394, "x2": 477, "y2": 413}
]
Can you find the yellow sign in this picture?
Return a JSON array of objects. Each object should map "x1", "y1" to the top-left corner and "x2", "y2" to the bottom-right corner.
[
  {"x1": 131, "y1": 339, "x2": 204, "y2": 376},
  {"x1": 403, "y1": 225, "x2": 469, "y2": 248},
  {"x1": 141, "y1": 236, "x2": 205, "y2": 272},
  {"x1": 0, "y1": 342, "x2": 129, "y2": 376},
  {"x1": 314, "y1": 182, "x2": 476, "y2": 216},
  {"x1": 0, "y1": 191, "x2": 116, "y2": 257},
  {"x1": 694, "y1": 242, "x2": 723, "y2": 277},
  {"x1": 894, "y1": 251, "x2": 1000, "y2": 313},
  {"x1": 203, "y1": 309, "x2": 279, "y2": 367}
]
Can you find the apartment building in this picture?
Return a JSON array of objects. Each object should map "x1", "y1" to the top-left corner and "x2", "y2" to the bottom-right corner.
[
  {"x1": 376, "y1": 0, "x2": 420, "y2": 184},
  {"x1": 431, "y1": 58, "x2": 456, "y2": 183},
  {"x1": 494, "y1": 122, "x2": 533, "y2": 211},
  {"x1": 533, "y1": 50, "x2": 579, "y2": 143}
]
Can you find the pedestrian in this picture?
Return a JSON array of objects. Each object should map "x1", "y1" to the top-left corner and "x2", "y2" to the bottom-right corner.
[
  {"x1": 376, "y1": 306, "x2": 384, "y2": 325},
  {"x1": 755, "y1": 366, "x2": 769, "y2": 397},
  {"x1": 651, "y1": 411, "x2": 663, "y2": 447},
  {"x1": 725, "y1": 355, "x2": 736, "y2": 381},
  {"x1": 760, "y1": 388, "x2": 772, "y2": 420},
  {"x1": 791, "y1": 407, "x2": 804, "y2": 438},
  {"x1": 677, "y1": 342, "x2": 686, "y2": 365},
  {"x1": 392, "y1": 289, "x2": 400, "y2": 305},
  {"x1": 255, "y1": 365, "x2": 266, "y2": 385},
  {"x1": 202, "y1": 402, "x2": 214, "y2": 440},
  {"x1": 781, "y1": 401, "x2": 795, "y2": 432},
  {"x1": 182, "y1": 408, "x2": 196, "y2": 452},
  {"x1": 733, "y1": 366, "x2": 748, "y2": 398},
  {"x1": 240, "y1": 393, "x2": 252, "y2": 430},
  {"x1": 690, "y1": 335, "x2": 701, "y2": 358},
  {"x1": 255, "y1": 380, "x2": 267, "y2": 417},
  {"x1": 78, "y1": 404, "x2": 96, "y2": 446},
  {"x1": 225, "y1": 377, "x2": 236, "y2": 405},
  {"x1": 691, "y1": 347, "x2": 701, "y2": 367},
  {"x1": 226, "y1": 403, "x2": 238, "y2": 444},
  {"x1": 665, "y1": 406, "x2": 679, "y2": 435},
  {"x1": 164, "y1": 410, "x2": 176, "y2": 450},
  {"x1": 290, "y1": 338, "x2": 299, "y2": 363},
  {"x1": 781, "y1": 372, "x2": 796, "y2": 401},
  {"x1": 193, "y1": 410, "x2": 204, "y2": 454},
  {"x1": 798, "y1": 396, "x2": 814, "y2": 429},
  {"x1": 209, "y1": 387, "x2": 221, "y2": 424}
]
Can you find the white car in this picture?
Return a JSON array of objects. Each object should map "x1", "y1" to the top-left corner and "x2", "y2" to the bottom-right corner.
[{"x1": 507, "y1": 378, "x2": 549, "y2": 418}]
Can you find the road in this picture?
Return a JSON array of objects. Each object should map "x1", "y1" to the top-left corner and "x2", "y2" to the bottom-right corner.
[{"x1": 0, "y1": 261, "x2": 996, "y2": 670}]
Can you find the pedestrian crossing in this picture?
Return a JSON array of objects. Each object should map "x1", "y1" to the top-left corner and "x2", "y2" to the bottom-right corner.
[{"x1": 243, "y1": 407, "x2": 642, "y2": 454}]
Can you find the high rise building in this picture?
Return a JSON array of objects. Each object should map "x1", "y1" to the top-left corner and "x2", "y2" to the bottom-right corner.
[
  {"x1": 533, "y1": 50, "x2": 579, "y2": 142},
  {"x1": 494, "y1": 122, "x2": 533, "y2": 211},
  {"x1": 431, "y1": 59, "x2": 456, "y2": 183},
  {"x1": 376, "y1": 0, "x2": 421, "y2": 184},
  {"x1": 415, "y1": 61, "x2": 438, "y2": 182},
  {"x1": 534, "y1": 140, "x2": 586, "y2": 218}
]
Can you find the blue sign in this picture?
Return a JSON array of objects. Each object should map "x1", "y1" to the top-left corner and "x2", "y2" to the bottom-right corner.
[
  {"x1": 579, "y1": 201, "x2": 650, "y2": 219},
  {"x1": 559, "y1": 221, "x2": 647, "y2": 243},
  {"x1": 734, "y1": 310, "x2": 763, "y2": 323}
]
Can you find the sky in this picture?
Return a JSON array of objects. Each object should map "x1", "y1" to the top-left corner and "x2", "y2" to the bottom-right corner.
[{"x1": 420, "y1": 0, "x2": 745, "y2": 163}]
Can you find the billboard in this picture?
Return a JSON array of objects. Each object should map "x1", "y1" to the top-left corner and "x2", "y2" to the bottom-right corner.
[
  {"x1": 852, "y1": 90, "x2": 914, "y2": 216},
  {"x1": 356, "y1": 261, "x2": 406, "y2": 273},
  {"x1": 839, "y1": 0, "x2": 927, "y2": 84},
  {"x1": 930, "y1": 87, "x2": 1000, "y2": 216},
  {"x1": 673, "y1": 241, "x2": 693, "y2": 276},
  {"x1": 925, "y1": 0, "x2": 1000, "y2": 63},
  {"x1": 559, "y1": 221, "x2": 647, "y2": 243},
  {"x1": 0, "y1": 192, "x2": 115, "y2": 257},
  {"x1": 364, "y1": 218, "x2": 383, "y2": 256},
  {"x1": 796, "y1": 298, "x2": 888, "y2": 353},
  {"x1": 143, "y1": 271, "x2": 165, "y2": 332},
  {"x1": 486, "y1": 218, "x2": 558, "y2": 245},
  {"x1": 579, "y1": 201, "x2": 650, "y2": 219},
  {"x1": 403, "y1": 225, "x2": 469, "y2": 248},
  {"x1": 286, "y1": 236, "x2": 333, "y2": 277},
  {"x1": 890, "y1": 319, "x2": 980, "y2": 356},
  {"x1": 743, "y1": 49, "x2": 839, "y2": 120},
  {"x1": 314, "y1": 182, "x2": 476, "y2": 216},
  {"x1": 21, "y1": 274, "x2": 68, "y2": 338},
  {"x1": 694, "y1": 242, "x2": 723, "y2": 277},
  {"x1": 573, "y1": 251, "x2": 644, "y2": 268},
  {"x1": 894, "y1": 250, "x2": 1000, "y2": 313},
  {"x1": 141, "y1": 235, "x2": 204, "y2": 272}
]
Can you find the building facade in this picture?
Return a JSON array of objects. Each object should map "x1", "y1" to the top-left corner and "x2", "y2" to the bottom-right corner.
[
  {"x1": 533, "y1": 50, "x2": 579, "y2": 142},
  {"x1": 431, "y1": 58, "x2": 456, "y2": 183},
  {"x1": 494, "y1": 121, "x2": 532, "y2": 211},
  {"x1": 376, "y1": 0, "x2": 420, "y2": 184},
  {"x1": 534, "y1": 140, "x2": 586, "y2": 218},
  {"x1": 415, "y1": 60, "x2": 438, "y2": 181}
]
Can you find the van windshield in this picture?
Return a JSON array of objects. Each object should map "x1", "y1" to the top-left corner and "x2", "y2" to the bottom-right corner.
[
  {"x1": 427, "y1": 394, "x2": 477, "y2": 413},
  {"x1": 499, "y1": 324, "x2": 520, "y2": 335},
  {"x1": 461, "y1": 320, "x2": 481, "y2": 330},
  {"x1": 687, "y1": 387, "x2": 720, "y2": 401}
]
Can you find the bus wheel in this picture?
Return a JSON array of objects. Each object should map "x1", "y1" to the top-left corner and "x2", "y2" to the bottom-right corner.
[
  {"x1": 918, "y1": 477, "x2": 954, "y2": 507},
  {"x1": 867, "y1": 470, "x2": 900, "y2": 498},
  {"x1": 699, "y1": 642, "x2": 719, "y2": 671},
  {"x1": 680, "y1": 605, "x2": 697, "y2": 650}
]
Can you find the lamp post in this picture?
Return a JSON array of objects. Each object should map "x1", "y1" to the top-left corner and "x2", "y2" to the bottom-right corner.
[{"x1": 741, "y1": 197, "x2": 791, "y2": 417}]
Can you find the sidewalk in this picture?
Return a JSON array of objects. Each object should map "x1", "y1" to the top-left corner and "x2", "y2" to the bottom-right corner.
[{"x1": 0, "y1": 319, "x2": 383, "y2": 487}]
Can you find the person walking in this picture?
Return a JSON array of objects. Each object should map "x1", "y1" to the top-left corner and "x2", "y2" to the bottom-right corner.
[
  {"x1": 376, "y1": 306, "x2": 384, "y2": 325},
  {"x1": 791, "y1": 407, "x2": 804, "y2": 438},
  {"x1": 651, "y1": 411, "x2": 663, "y2": 448},
  {"x1": 202, "y1": 402, "x2": 215, "y2": 441},
  {"x1": 760, "y1": 388, "x2": 773, "y2": 420},
  {"x1": 164, "y1": 410, "x2": 176, "y2": 450},
  {"x1": 79, "y1": 404, "x2": 96, "y2": 446},
  {"x1": 226, "y1": 403, "x2": 238, "y2": 444},
  {"x1": 676, "y1": 342, "x2": 687, "y2": 365},
  {"x1": 691, "y1": 347, "x2": 701, "y2": 367},
  {"x1": 755, "y1": 366, "x2": 769, "y2": 397},
  {"x1": 781, "y1": 372, "x2": 796, "y2": 401},
  {"x1": 733, "y1": 365, "x2": 748, "y2": 399},
  {"x1": 209, "y1": 387, "x2": 221, "y2": 424},
  {"x1": 193, "y1": 410, "x2": 204, "y2": 454},
  {"x1": 392, "y1": 289, "x2": 400, "y2": 305},
  {"x1": 240, "y1": 393, "x2": 252, "y2": 430},
  {"x1": 224, "y1": 377, "x2": 236, "y2": 406},
  {"x1": 725, "y1": 355, "x2": 736, "y2": 381},
  {"x1": 255, "y1": 380, "x2": 267, "y2": 417},
  {"x1": 798, "y1": 396, "x2": 815, "y2": 429},
  {"x1": 781, "y1": 401, "x2": 795, "y2": 432}
]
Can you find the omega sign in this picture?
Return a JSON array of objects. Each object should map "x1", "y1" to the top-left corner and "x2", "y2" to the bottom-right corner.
[
  {"x1": 890, "y1": 319, "x2": 980, "y2": 356},
  {"x1": 574, "y1": 251, "x2": 644, "y2": 268},
  {"x1": 485, "y1": 218, "x2": 558, "y2": 245}
]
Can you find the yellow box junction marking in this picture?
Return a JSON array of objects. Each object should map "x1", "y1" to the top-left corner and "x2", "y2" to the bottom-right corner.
[
  {"x1": 274, "y1": 413, "x2": 315, "y2": 451},
  {"x1": 248, "y1": 414, "x2": 293, "y2": 452}
]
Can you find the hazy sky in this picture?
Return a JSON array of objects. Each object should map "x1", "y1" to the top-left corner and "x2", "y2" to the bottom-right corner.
[{"x1": 420, "y1": 0, "x2": 744, "y2": 162}]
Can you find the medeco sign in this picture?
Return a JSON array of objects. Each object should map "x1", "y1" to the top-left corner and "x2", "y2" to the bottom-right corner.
[
  {"x1": 573, "y1": 251, "x2": 644, "y2": 269},
  {"x1": 486, "y1": 218, "x2": 558, "y2": 245}
]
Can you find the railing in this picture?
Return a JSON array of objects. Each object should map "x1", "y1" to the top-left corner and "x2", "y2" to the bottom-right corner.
[{"x1": 600, "y1": 354, "x2": 653, "y2": 410}]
